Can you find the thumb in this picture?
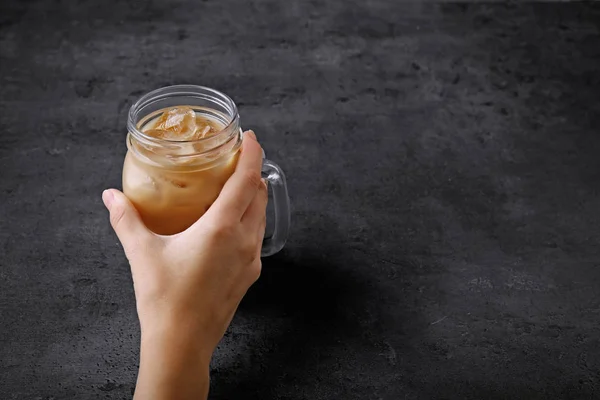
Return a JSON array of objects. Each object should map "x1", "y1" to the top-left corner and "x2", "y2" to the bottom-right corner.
[{"x1": 102, "y1": 189, "x2": 152, "y2": 257}]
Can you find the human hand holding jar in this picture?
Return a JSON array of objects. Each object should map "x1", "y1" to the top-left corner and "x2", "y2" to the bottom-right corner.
[
  {"x1": 122, "y1": 85, "x2": 290, "y2": 256},
  {"x1": 101, "y1": 84, "x2": 291, "y2": 398},
  {"x1": 102, "y1": 130, "x2": 269, "y2": 399}
]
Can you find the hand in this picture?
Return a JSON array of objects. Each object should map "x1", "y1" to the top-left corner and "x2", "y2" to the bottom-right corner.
[{"x1": 102, "y1": 131, "x2": 267, "y2": 400}]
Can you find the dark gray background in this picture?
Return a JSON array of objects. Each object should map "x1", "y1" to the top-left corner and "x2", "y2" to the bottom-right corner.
[{"x1": 1, "y1": 1, "x2": 600, "y2": 399}]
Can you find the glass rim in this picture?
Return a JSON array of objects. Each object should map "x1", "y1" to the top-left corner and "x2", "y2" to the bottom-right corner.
[{"x1": 127, "y1": 84, "x2": 239, "y2": 144}]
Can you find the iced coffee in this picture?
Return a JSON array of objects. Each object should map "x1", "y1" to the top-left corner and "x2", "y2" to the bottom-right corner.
[
  {"x1": 123, "y1": 85, "x2": 289, "y2": 256},
  {"x1": 123, "y1": 106, "x2": 239, "y2": 235}
]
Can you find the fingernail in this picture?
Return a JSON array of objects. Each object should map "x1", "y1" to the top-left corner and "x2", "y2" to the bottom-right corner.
[
  {"x1": 102, "y1": 190, "x2": 114, "y2": 209},
  {"x1": 246, "y1": 130, "x2": 257, "y2": 140}
]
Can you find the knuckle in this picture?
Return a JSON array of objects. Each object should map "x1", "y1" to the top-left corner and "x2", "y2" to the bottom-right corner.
[
  {"x1": 249, "y1": 259, "x2": 262, "y2": 282},
  {"x1": 109, "y1": 204, "x2": 127, "y2": 230},
  {"x1": 241, "y1": 241, "x2": 257, "y2": 262},
  {"x1": 210, "y1": 221, "x2": 236, "y2": 239},
  {"x1": 243, "y1": 170, "x2": 262, "y2": 189},
  {"x1": 258, "y1": 179, "x2": 268, "y2": 197}
]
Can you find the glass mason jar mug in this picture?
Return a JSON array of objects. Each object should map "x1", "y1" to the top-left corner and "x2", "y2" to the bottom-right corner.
[{"x1": 123, "y1": 85, "x2": 290, "y2": 256}]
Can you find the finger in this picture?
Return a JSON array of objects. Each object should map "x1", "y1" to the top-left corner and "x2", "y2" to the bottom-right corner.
[
  {"x1": 242, "y1": 179, "x2": 268, "y2": 230},
  {"x1": 208, "y1": 131, "x2": 264, "y2": 221},
  {"x1": 102, "y1": 189, "x2": 154, "y2": 261},
  {"x1": 242, "y1": 181, "x2": 267, "y2": 262},
  {"x1": 255, "y1": 212, "x2": 267, "y2": 260}
]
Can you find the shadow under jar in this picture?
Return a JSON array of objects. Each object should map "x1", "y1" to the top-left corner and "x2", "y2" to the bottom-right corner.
[{"x1": 123, "y1": 85, "x2": 290, "y2": 257}]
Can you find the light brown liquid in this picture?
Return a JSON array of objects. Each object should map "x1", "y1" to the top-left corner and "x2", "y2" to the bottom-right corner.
[{"x1": 123, "y1": 106, "x2": 239, "y2": 235}]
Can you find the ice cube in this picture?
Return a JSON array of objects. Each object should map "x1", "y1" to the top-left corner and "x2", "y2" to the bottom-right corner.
[
  {"x1": 154, "y1": 107, "x2": 197, "y2": 140},
  {"x1": 195, "y1": 124, "x2": 212, "y2": 139},
  {"x1": 141, "y1": 129, "x2": 195, "y2": 162},
  {"x1": 162, "y1": 175, "x2": 188, "y2": 188},
  {"x1": 145, "y1": 128, "x2": 180, "y2": 140}
]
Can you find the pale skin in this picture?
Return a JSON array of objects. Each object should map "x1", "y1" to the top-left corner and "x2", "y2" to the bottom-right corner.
[{"x1": 102, "y1": 131, "x2": 267, "y2": 400}]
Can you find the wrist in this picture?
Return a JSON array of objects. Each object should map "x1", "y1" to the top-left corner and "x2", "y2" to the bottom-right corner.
[
  {"x1": 140, "y1": 316, "x2": 214, "y2": 368},
  {"x1": 136, "y1": 322, "x2": 211, "y2": 400}
]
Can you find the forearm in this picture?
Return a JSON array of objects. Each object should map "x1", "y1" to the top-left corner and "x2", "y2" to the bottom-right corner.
[{"x1": 134, "y1": 322, "x2": 212, "y2": 400}]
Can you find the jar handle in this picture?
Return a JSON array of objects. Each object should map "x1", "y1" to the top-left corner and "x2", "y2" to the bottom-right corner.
[{"x1": 261, "y1": 158, "x2": 290, "y2": 257}]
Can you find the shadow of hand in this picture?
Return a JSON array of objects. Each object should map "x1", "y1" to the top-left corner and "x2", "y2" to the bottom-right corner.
[{"x1": 209, "y1": 249, "x2": 371, "y2": 400}]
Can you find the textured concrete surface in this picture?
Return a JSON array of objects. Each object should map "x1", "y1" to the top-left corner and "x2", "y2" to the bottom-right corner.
[{"x1": 1, "y1": 1, "x2": 600, "y2": 399}]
